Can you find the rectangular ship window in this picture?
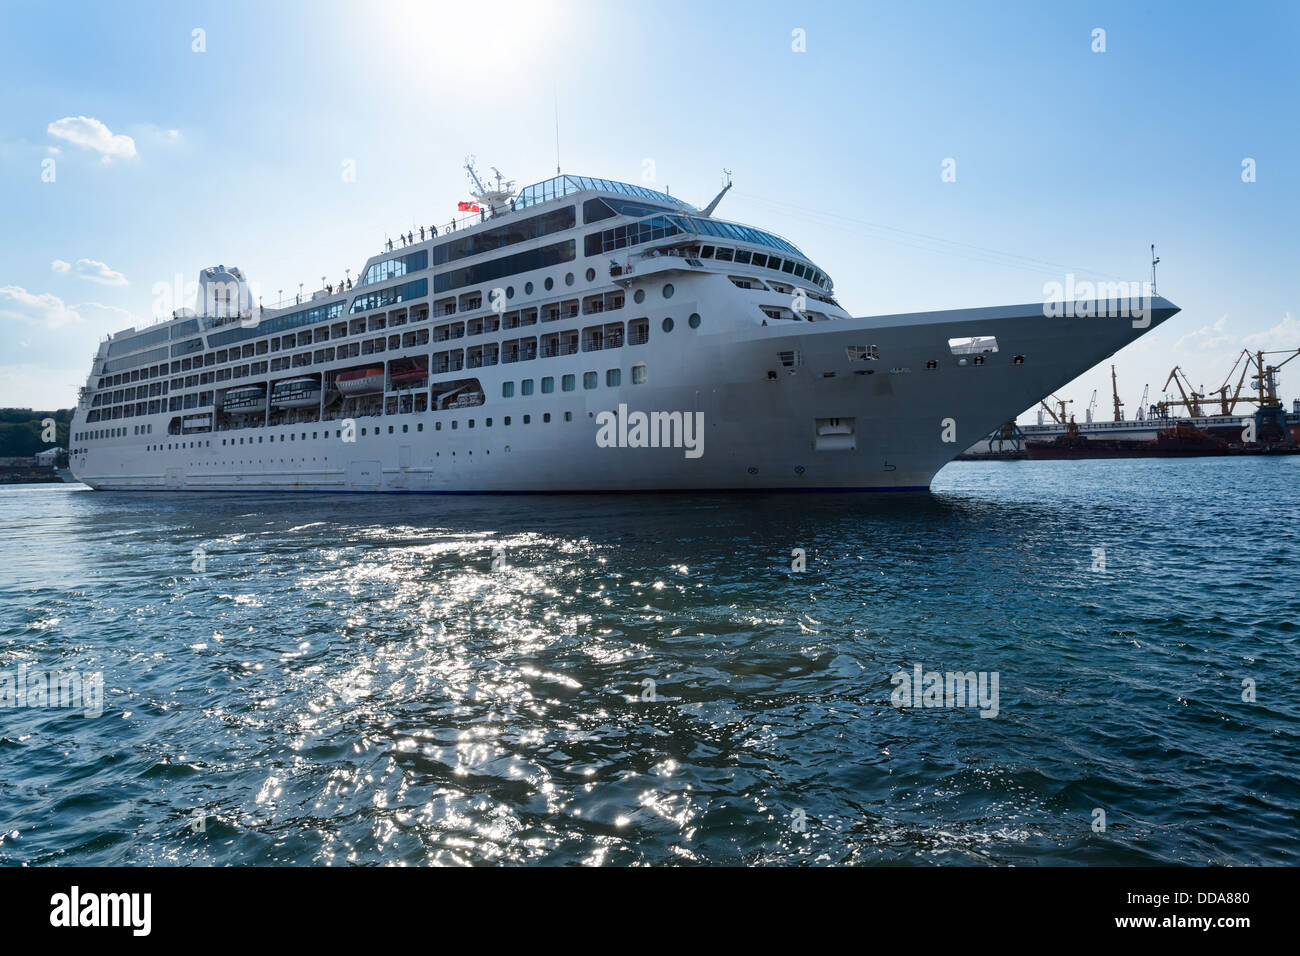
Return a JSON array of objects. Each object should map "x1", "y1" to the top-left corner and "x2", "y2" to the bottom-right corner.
[{"x1": 948, "y1": 336, "x2": 999, "y2": 355}]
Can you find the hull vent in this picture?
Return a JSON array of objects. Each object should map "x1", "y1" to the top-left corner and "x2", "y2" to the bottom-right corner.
[{"x1": 815, "y1": 417, "x2": 856, "y2": 451}]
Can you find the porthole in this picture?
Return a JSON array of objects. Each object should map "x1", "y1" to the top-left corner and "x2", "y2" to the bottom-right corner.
[
  {"x1": 688, "y1": 312, "x2": 701, "y2": 328},
  {"x1": 524, "y1": 281, "x2": 534, "y2": 295},
  {"x1": 585, "y1": 268, "x2": 596, "y2": 282},
  {"x1": 633, "y1": 289, "x2": 645, "y2": 304},
  {"x1": 565, "y1": 272, "x2": 574, "y2": 286},
  {"x1": 662, "y1": 283, "x2": 674, "y2": 299},
  {"x1": 662, "y1": 316, "x2": 674, "y2": 333},
  {"x1": 544, "y1": 277, "x2": 554, "y2": 291},
  {"x1": 506, "y1": 286, "x2": 515, "y2": 300}
]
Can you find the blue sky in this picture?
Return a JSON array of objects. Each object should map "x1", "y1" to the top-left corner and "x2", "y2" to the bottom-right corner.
[{"x1": 2, "y1": 0, "x2": 1297, "y2": 421}]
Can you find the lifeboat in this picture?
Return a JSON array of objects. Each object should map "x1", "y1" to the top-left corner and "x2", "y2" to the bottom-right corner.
[
  {"x1": 336, "y1": 367, "x2": 385, "y2": 395},
  {"x1": 447, "y1": 392, "x2": 483, "y2": 408},
  {"x1": 389, "y1": 366, "x2": 428, "y2": 388},
  {"x1": 223, "y1": 385, "x2": 266, "y2": 413},
  {"x1": 182, "y1": 413, "x2": 213, "y2": 433},
  {"x1": 270, "y1": 376, "x2": 321, "y2": 408},
  {"x1": 433, "y1": 380, "x2": 485, "y2": 409}
]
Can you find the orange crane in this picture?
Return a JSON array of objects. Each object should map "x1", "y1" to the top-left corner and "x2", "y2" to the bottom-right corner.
[
  {"x1": 1246, "y1": 348, "x2": 1300, "y2": 445},
  {"x1": 1158, "y1": 366, "x2": 1205, "y2": 418},
  {"x1": 1038, "y1": 394, "x2": 1073, "y2": 425},
  {"x1": 1198, "y1": 347, "x2": 1300, "y2": 416},
  {"x1": 1208, "y1": 349, "x2": 1254, "y2": 416},
  {"x1": 1247, "y1": 347, "x2": 1300, "y2": 407},
  {"x1": 1110, "y1": 365, "x2": 1125, "y2": 421}
]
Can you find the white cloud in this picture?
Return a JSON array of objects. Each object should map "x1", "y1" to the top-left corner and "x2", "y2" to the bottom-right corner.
[
  {"x1": 1172, "y1": 311, "x2": 1300, "y2": 358},
  {"x1": 0, "y1": 286, "x2": 83, "y2": 329},
  {"x1": 51, "y1": 259, "x2": 71, "y2": 273},
  {"x1": 1242, "y1": 312, "x2": 1300, "y2": 352},
  {"x1": 46, "y1": 116, "x2": 137, "y2": 161},
  {"x1": 1173, "y1": 313, "x2": 1234, "y2": 352},
  {"x1": 0, "y1": 363, "x2": 83, "y2": 410},
  {"x1": 133, "y1": 124, "x2": 184, "y2": 149},
  {"x1": 76, "y1": 301, "x2": 145, "y2": 327},
  {"x1": 72, "y1": 258, "x2": 128, "y2": 286}
]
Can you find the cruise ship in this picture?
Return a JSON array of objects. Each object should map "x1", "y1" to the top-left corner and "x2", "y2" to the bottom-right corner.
[{"x1": 68, "y1": 168, "x2": 1180, "y2": 493}]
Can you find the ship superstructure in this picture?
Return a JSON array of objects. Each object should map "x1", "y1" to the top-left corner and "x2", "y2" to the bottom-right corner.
[{"x1": 69, "y1": 169, "x2": 1180, "y2": 492}]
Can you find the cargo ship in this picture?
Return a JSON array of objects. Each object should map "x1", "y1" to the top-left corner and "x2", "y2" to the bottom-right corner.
[
  {"x1": 1022, "y1": 419, "x2": 1300, "y2": 459},
  {"x1": 964, "y1": 357, "x2": 1300, "y2": 460}
]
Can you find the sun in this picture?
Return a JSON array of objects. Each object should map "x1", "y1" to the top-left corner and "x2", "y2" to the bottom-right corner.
[{"x1": 375, "y1": 0, "x2": 577, "y2": 97}]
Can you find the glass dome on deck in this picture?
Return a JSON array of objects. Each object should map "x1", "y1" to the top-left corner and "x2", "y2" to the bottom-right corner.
[{"x1": 515, "y1": 175, "x2": 695, "y2": 213}]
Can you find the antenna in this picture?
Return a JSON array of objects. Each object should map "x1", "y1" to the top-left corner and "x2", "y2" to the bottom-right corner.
[
  {"x1": 464, "y1": 156, "x2": 516, "y2": 217},
  {"x1": 553, "y1": 88, "x2": 561, "y2": 175},
  {"x1": 1150, "y1": 243, "x2": 1160, "y2": 296}
]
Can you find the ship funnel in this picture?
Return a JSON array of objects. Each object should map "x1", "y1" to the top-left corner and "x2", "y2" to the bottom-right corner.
[{"x1": 196, "y1": 264, "x2": 254, "y2": 325}]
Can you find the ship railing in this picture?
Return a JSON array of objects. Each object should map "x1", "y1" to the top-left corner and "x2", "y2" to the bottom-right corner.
[{"x1": 540, "y1": 343, "x2": 579, "y2": 358}]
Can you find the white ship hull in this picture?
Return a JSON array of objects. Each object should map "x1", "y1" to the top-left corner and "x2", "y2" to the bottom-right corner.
[{"x1": 70, "y1": 295, "x2": 1179, "y2": 493}]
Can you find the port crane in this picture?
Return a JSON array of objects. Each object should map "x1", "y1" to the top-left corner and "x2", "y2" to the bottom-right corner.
[
  {"x1": 1246, "y1": 347, "x2": 1300, "y2": 445},
  {"x1": 1151, "y1": 348, "x2": 1299, "y2": 445},
  {"x1": 1157, "y1": 366, "x2": 1206, "y2": 418},
  {"x1": 1038, "y1": 394, "x2": 1074, "y2": 425},
  {"x1": 1248, "y1": 347, "x2": 1300, "y2": 403},
  {"x1": 1207, "y1": 349, "x2": 1255, "y2": 416},
  {"x1": 1189, "y1": 346, "x2": 1300, "y2": 417},
  {"x1": 1085, "y1": 389, "x2": 1098, "y2": 423},
  {"x1": 1110, "y1": 365, "x2": 1125, "y2": 421}
]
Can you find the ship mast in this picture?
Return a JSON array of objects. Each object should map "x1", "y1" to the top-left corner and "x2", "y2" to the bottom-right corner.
[
  {"x1": 464, "y1": 157, "x2": 516, "y2": 218},
  {"x1": 700, "y1": 170, "x2": 733, "y2": 218}
]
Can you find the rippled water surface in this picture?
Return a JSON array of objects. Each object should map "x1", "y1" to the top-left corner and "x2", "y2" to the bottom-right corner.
[{"x1": 2, "y1": 458, "x2": 1298, "y2": 865}]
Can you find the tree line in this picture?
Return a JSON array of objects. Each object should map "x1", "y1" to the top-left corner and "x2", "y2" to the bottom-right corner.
[{"x1": 0, "y1": 409, "x2": 73, "y2": 457}]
